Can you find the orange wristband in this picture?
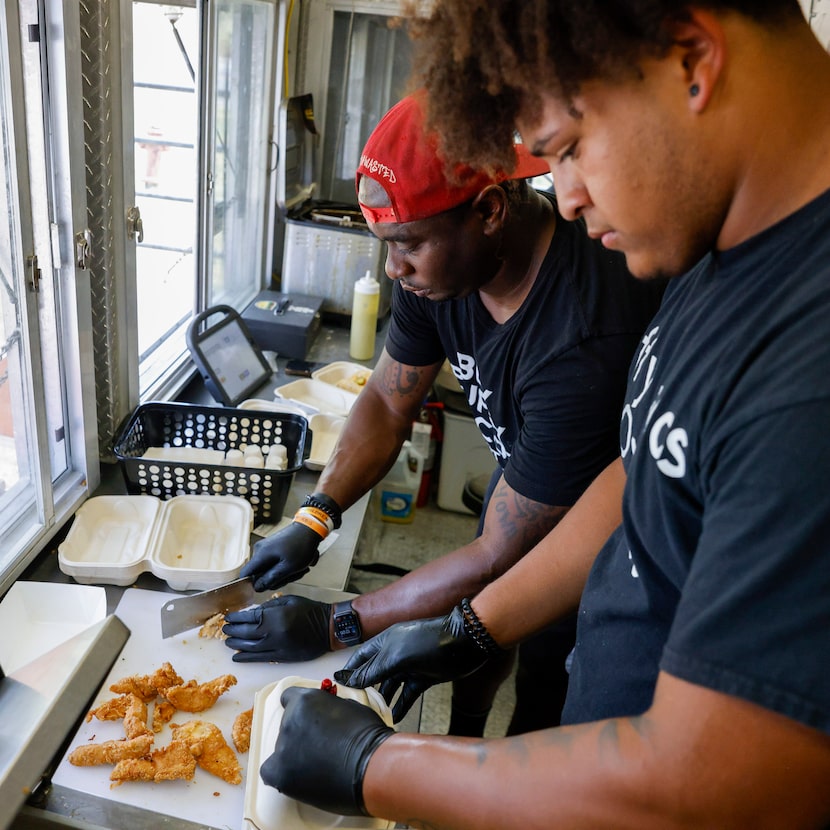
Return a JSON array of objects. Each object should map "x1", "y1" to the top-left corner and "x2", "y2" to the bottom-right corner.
[
  {"x1": 297, "y1": 505, "x2": 335, "y2": 533},
  {"x1": 293, "y1": 513, "x2": 328, "y2": 539}
]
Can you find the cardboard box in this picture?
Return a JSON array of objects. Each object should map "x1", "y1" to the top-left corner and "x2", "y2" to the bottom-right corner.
[{"x1": 242, "y1": 290, "x2": 323, "y2": 359}]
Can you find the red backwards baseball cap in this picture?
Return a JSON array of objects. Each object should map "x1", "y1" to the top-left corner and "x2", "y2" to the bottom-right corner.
[{"x1": 356, "y1": 92, "x2": 550, "y2": 224}]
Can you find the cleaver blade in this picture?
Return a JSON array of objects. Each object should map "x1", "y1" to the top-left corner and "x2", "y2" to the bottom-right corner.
[{"x1": 160, "y1": 577, "x2": 259, "y2": 639}]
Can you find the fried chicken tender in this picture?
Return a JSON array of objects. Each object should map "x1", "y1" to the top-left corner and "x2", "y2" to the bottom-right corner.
[
  {"x1": 164, "y1": 674, "x2": 237, "y2": 713},
  {"x1": 232, "y1": 708, "x2": 253, "y2": 753},
  {"x1": 171, "y1": 720, "x2": 242, "y2": 785},
  {"x1": 152, "y1": 700, "x2": 177, "y2": 733},
  {"x1": 110, "y1": 662, "x2": 184, "y2": 702},
  {"x1": 123, "y1": 693, "x2": 152, "y2": 739},
  {"x1": 86, "y1": 694, "x2": 131, "y2": 722},
  {"x1": 110, "y1": 739, "x2": 197, "y2": 786},
  {"x1": 69, "y1": 734, "x2": 153, "y2": 766},
  {"x1": 199, "y1": 612, "x2": 227, "y2": 640}
]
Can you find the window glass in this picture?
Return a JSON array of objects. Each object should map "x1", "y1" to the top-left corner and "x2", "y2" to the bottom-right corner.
[
  {"x1": 133, "y1": 2, "x2": 200, "y2": 396},
  {"x1": 0, "y1": 1, "x2": 40, "y2": 578},
  {"x1": 207, "y1": 0, "x2": 275, "y2": 310}
]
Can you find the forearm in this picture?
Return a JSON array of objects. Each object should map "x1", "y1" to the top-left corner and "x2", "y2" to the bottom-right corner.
[
  {"x1": 316, "y1": 351, "x2": 438, "y2": 510},
  {"x1": 364, "y1": 672, "x2": 830, "y2": 830},
  {"x1": 352, "y1": 481, "x2": 569, "y2": 639},
  {"x1": 474, "y1": 457, "x2": 626, "y2": 647},
  {"x1": 315, "y1": 394, "x2": 410, "y2": 511},
  {"x1": 364, "y1": 723, "x2": 652, "y2": 830},
  {"x1": 351, "y1": 538, "x2": 510, "y2": 639}
]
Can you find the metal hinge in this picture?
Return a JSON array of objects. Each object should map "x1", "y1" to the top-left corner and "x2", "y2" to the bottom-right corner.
[
  {"x1": 75, "y1": 228, "x2": 92, "y2": 269},
  {"x1": 27, "y1": 254, "x2": 42, "y2": 293},
  {"x1": 126, "y1": 206, "x2": 144, "y2": 243}
]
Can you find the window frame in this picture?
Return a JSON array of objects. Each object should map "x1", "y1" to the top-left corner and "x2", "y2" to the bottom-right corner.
[{"x1": 0, "y1": 0, "x2": 98, "y2": 593}]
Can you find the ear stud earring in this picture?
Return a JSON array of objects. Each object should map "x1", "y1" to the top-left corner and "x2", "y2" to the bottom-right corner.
[{"x1": 689, "y1": 83, "x2": 700, "y2": 97}]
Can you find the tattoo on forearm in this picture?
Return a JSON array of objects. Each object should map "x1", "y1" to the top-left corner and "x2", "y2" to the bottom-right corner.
[{"x1": 488, "y1": 483, "x2": 568, "y2": 549}]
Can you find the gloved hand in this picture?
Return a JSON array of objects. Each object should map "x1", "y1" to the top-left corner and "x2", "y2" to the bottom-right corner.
[
  {"x1": 260, "y1": 686, "x2": 394, "y2": 816},
  {"x1": 223, "y1": 595, "x2": 331, "y2": 662},
  {"x1": 240, "y1": 521, "x2": 321, "y2": 591},
  {"x1": 335, "y1": 604, "x2": 489, "y2": 722}
]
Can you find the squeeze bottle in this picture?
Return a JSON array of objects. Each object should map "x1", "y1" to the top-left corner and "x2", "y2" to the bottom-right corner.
[{"x1": 349, "y1": 270, "x2": 380, "y2": 360}]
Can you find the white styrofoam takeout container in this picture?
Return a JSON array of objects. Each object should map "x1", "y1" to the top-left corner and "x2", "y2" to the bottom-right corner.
[
  {"x1": 304, "y1": 413, "x2": 346, "y2": 471},
  {"x1": 238, "y1": 398, "x2": 309, "y2": 417},
  {"x1": 0, "y1": 582, "x2": 107, "y2": 675},
  {"x1": 243, "y1": 675, "x2": 395, "y2": 830},
  {"x1": 310, "y1": 361, "x2": 372, "y2": 392},
  {"x1": 274, "y1": 378, "x2": 357, "y2": 417},
  {"x1": 58, "y1": 494, "x2": 252, "y2": 590}
]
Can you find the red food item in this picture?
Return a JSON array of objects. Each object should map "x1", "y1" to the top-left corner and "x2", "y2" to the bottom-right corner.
[{"x1": 320, "y1": 678, "x2": 337, "y2": 695}]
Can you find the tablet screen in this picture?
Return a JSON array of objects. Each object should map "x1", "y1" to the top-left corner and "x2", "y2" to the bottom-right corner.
[{"x1": 198, "y1": 317, "x2": 270, "y2": 404}]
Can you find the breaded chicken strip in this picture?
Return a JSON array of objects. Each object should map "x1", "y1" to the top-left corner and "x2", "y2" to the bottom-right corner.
[
  {"x1": 69, "y1": 734, "x2": 153, "y2": 766},
  {"x1": 232, "y1": 708, "x2": 253, "y2": 753},
  {"x1": 123, "y1": 693, "x2": 152, "y2": 739},
  {"x1": 110, "y1": 662, "x2": 184, "y2": 702},
  {"x1": 198, "y1": 612, "x2": 227, "y2": 640},
  {"x1": 86, "y1": 694, "x2": 131, "y2": 722},
  {"x1": 152, "y1": 700, "x2": 177, "y2": 733},
  {"x1": 110, "y1": 740, "x2": 196, "y2": 786},
  {"x1": 170, "y1": 720, "x2": 242, "y2": 785},
  {"x1": 164, "y1": 674, "x2": 237, "y2": 713}
]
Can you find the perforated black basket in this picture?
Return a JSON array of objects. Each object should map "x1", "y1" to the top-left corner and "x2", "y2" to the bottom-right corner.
[{"x1": 113, "y1": 402, "x2": 311, "y2": 524}]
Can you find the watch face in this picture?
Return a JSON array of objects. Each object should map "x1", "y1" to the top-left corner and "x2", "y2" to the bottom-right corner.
[{"x1": 334, "y1": 609, "x2": 361, "y2": 644}]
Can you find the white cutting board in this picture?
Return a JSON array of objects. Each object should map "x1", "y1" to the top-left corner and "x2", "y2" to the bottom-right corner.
[{"x1": 52, "y1": 587, "x2": 357, "y2": 830}]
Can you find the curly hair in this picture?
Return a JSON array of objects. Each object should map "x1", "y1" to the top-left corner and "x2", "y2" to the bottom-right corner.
[{"x1": 404, "y1": 0, "x2": 804, "y2": 174}]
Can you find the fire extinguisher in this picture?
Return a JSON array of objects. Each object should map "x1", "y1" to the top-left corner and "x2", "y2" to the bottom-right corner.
[{"x1": 410, "y1": 402, "x2": 443, "y2": 507}]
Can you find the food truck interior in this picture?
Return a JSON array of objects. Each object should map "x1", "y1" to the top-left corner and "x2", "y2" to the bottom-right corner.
[{"x1": 0, "y1": 1, "x2": 827, "y2": 828}]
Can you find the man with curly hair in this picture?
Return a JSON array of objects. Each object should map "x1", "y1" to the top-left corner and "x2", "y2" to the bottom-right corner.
[{"x1": 259, "y1": 3, "x2": 830, "y2": 827}]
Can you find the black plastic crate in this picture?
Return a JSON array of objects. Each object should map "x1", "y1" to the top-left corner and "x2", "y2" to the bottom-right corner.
[{"x1": 113, "y1": 402, "x2": 310, "y2": 524}]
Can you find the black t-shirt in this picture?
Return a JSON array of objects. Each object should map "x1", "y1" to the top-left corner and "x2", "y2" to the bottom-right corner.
[
  {"x1": 564, "y1": 188, "x2": 830, "y2": 733},
  {"x1": 385, "y1": 195, "x2": 664, "y2": 507}
]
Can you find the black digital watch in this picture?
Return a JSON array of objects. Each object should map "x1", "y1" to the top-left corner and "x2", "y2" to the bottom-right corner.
[{"x1": 332, "y1": 600, "x2": 362, "y2": 646}]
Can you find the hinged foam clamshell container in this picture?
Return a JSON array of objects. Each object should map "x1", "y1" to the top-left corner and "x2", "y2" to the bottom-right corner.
[
  {"x1": 310, "y1": 360, "x2": 372, "y2": 391},
  {"x1": 58, "y1": 494, "x2": 253, "y2": 590},
  {"x1": 273, "y1": 378, "x2": 357, "y2": 417},
  {"x1": 113, "y1": 402, "x2": 311, "y2": 524},
  {"x1": 304, "y1": 413, "x2": 345, "y2": 471},
  {"x1": 243, "y1": 676, "x2": 395, "y2": 830}
]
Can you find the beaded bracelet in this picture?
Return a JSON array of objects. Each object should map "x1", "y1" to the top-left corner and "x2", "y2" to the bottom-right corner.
[
  {"x1": 303, "y1": 492, "x2": 343, "y2": 529},
  {"x1": 460, "y1": 598, "x2": 503, "y2": 655}
]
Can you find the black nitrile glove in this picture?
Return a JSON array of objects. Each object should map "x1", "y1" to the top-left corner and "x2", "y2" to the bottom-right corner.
[
  {"x1": 223, "y1": 595, "x2": 331, "y2": 662},
  {"x1": 334, "y1": 604, "x2": 489, "y2": 722},
  {"x1": 261, "y1": 686, "x2": 393, "y2": 816},
  {"x1": 240, "y1": 521, "x2": 322, "y2": 591}
]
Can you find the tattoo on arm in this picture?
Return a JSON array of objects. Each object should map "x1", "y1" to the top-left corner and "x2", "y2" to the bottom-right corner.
[
  {"x1": 377, "y1": 360, "x2": 430, "y2": 398},
  {"x1": 486, "y1": 479, "x2": 570, "y2": 551},
  {"x1": 398, "y1": 716, "x2": 657, "y2": 828}
]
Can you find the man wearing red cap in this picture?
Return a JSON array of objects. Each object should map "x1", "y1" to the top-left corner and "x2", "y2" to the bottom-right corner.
[{"x1": 224, "y1": 92, "x2": 663, "y2": 735}]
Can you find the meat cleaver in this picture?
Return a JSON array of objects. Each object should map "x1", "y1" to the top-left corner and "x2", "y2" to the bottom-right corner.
[{"x1": 160, "y1": 577, "x2": 260, "y2": 639}]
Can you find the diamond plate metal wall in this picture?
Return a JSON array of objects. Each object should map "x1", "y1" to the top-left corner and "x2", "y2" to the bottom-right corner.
[{"x1": 79, "y1": 0, "x2": 124, "y2": 460}]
